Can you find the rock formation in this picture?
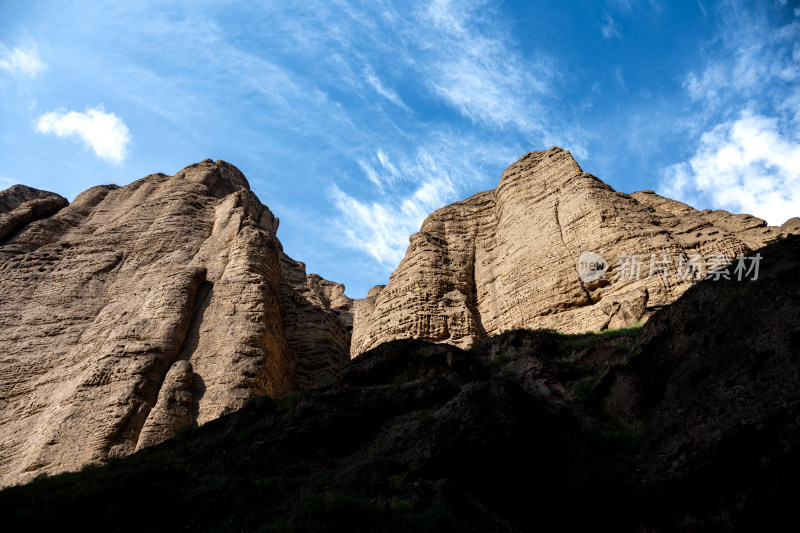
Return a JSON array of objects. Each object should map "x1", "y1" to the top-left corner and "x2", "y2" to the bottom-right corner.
[
  {"x1": 0, "y1": 161, "x2": 350, "y2": 486},
  {"x1": 352, "y1": 147, "x2": 793, "y2": 355},
  {"x1": 0, "y1": 185, "x2": 68, "y2": 241},
  {"x1": 3, "y1": 235, "x2": 799, "y2": 531},
  {"x1": 1, "y1": 147, "x2": 796, "y2": 487}
]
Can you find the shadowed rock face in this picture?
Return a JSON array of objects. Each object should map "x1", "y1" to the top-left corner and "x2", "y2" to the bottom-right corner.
[
  {"x1": 352, "y1": 147, "x2": 793, "y2": 356},
  {"x1": 0, "y1": 161, "x2": 350, "y2": 486}
]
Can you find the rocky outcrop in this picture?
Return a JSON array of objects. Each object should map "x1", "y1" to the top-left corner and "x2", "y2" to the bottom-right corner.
[
  {"x1": 0, "y1": 161, "x2": 350, "y2": 486},
  {"x1": 781, "y1": 217, "x2": 800, "y2": 235},
  {"x1": 599, "y1": 288, "x2": 648, "y2": 330},
  {"x1": 279, "y1": 255, "x2": 353, "y2": 389},
  {"x1": 352, "y1": 147, "x2": 792, "y2": 355},
  {"x1": 0, "y1": 185, "x2": 68, "y2": 241},
  {"x1": 0, "y1": 184, "x2": 64, "y2": 213}
]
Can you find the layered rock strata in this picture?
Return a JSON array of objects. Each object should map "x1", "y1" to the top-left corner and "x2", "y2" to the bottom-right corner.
[
  {"x1": 0, "y1": 161, "x2": 350, "y2": 486},
  {"x1": 352, "y1": 147, "x2": 792, "y2": 355}
]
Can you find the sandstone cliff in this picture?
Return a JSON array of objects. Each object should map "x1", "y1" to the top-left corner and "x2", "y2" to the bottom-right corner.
[
  {"x1": 352, "y1": 147, "x2": 793, "y2": 355},
  {"x1": 0, "y1": 161, "x2": 350, "y2": 486}
]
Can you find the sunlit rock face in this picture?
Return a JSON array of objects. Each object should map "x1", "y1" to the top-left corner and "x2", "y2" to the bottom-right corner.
[
  {"x1": 0, "y1": 160, "x2": 350, "y2": 486},
  {"x1": 352, "y1": 147, "x2": 790, "y2": 356}
]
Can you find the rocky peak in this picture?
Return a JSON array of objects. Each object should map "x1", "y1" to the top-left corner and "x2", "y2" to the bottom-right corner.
[
  {"x1": 0, "y1": 161, "x2": 349, "y2": 487},
  {"x1": 0, "y1": 184, "x2": 65, "y2": 213},
  {"x1": 0, "y1": 184, "x2": 68, "y2": 242},
  {"x1": 351, "y1": 147, "x2": 794, "y2": 356},
  {"x1": 497, "y1": 146, "x2": 583, "y2": 192},
  {"x1": 173, "y1": 159, "x2": 252, "y2": 198}
]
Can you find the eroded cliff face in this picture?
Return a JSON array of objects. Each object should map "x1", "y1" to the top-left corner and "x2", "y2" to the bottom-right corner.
[
  {"x1": 279, "y1": 255, "x2": 353, "y2": 389},
  {"x1": 352, "y1": 147, "x2": 792, "y2": 355},
  {"x1": 0, "y1": 160, "x2": 350, "y2": 486}
]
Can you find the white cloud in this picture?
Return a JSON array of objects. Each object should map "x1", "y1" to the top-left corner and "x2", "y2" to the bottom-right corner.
[
  {"x1": 661, "y1": 112, "x2": 800, "y2": 226},
  {"x1": 330, "y1": 152, "x2": 458, "y2": 266},
  {"x1": 330, "y1": 136, "x2": 517, "y2": 267},
  {"x1": 680, "y1": 4, "x2": 800, "y2": 118},
  {"x1": 36, "y1": 106, "x2": 131, "y2": 164},
  {"x1": 0, "y1": 44, "x2": 45, "y2": 77},
  {"x1": 600, "y1": 12, "x2": 622, "y2": 39},
  {"x1": 363, "y1": 66, "x2": 411, "y2": 112},
  {"x1": 409, "y1": 0, "x2": 552, "y2": 135},
  {"x1": 664, "y1": 1, "x2": 800, "y2": 227}
]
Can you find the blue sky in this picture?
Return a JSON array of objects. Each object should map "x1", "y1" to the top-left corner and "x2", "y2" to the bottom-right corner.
[{"x1": 1, "y1": 0, "x2": 798, "y2": 297}]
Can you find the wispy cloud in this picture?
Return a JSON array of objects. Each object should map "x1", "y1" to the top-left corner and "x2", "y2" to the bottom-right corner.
[
  {"x1": 329, "y1": 184, "x2": 430, "y2": 267},
  {"x1": 679, "y1": 1, "x2": 799, "y2": 122},
  {"x1": 0, "y1": 43, "x2": 45, "y2": 77},
  {"x1": 376, "y1": 150, "x2": 399, "y2": 178},
  {"x1": 36, "y1": 106, "x2": 131, "y2": 164},
  {"x1": 607, "y1": 0, "x2": 662, "y2": 12},
  {"x1": 614, "y1": 66, "x2": 627, "y2": 91},
  {"x1": 363, "y1": 66, "x2": 411, "y2": 112},
  {"x1": 600, "y1": 12, "x2": 622, "y2": 38},
  {"x1": 357, "y1": 160, "x2": 385, "y2": 190},
  {"x1": 683, "y1": 64, "x2": 727, "y2": 105},
  {"x1": 329, "y1": 172, "x2": 457, "y2": 266},
  {"x1": 330, "y1": 149, "x2": 460, "y2": 266},
  {"x1": 329, "y1": 134, "x2": 518, "y2": 267},
  {"x1": 662, "y1": 112, "x2": 800, "y2": 226},
  {"x1": 608, "y1": 0, "x2": 634, "y2": 9},
  {"x1": 355, "y1": 149, "x2": 402, "y2": 193},
  {"x1": 413, "y1": 0, "x2": 552, "y2": 134}
]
